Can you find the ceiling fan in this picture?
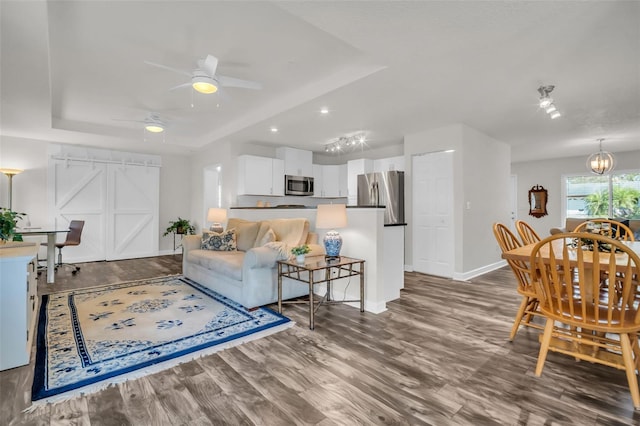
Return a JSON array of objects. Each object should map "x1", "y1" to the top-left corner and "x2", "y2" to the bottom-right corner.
[
  {"x1": 113, "y1": 113, "x2": 167, "y2": 133},
  {"x1": 145, "y1": 54, "x2": 262, "y2": 94}
]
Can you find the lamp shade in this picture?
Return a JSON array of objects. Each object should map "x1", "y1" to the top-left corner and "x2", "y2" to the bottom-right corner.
[
  {"x1": 0, "y1": 168, "x2": 23, "y2": 176},
  {"x1": 316, "y1": 204, "x2": 347, "y2": 259},
  {"x1": 315, "y1": 204, "x2": 347, "y2": 229},
  {"x1": 207, "y1": 208, "x2": 227, "y2": 223}
]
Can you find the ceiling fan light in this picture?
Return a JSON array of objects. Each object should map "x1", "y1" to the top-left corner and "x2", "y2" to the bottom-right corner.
[
  {"x1": 145, "y1": 124, "x2": 164, "y2": 133},
  {"x1": 192, "y1": 76, "x2": 218, "y2": 94}
]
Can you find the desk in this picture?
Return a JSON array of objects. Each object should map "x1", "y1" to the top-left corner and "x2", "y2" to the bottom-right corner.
[
  {"x1": 16, "y1": 227, "x2": 69, "y2": 284},
  {"x1": 277, "y1": 255, "x2": 365, "y2": 330}
]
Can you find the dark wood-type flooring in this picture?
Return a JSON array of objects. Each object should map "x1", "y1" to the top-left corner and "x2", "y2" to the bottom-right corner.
[{"x1": 1, "y1": 255, "x2": 639, "y2": 425}]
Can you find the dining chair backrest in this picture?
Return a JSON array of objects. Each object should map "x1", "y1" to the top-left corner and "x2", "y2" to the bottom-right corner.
[
  {"x1": 515, "y1": 220, "x2": 541, "y2": 245},
  {"x1": 531, "y1": 232, "x2": 640, "y2": 332},
  {"x1": 493, "y1": 223, "x2": 536, "y2": 297},
  {"x1": 531, "y1": 231, "x2": 640, "y2": 409},
  {"x1": 572, "y1": 219, "x2": 635, "y2": 241}
]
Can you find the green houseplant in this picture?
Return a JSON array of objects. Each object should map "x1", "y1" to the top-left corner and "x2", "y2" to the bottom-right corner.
[
  {"x1": 291, "y1": 244, "x2": 310, "y2": 256},
  {"x1": 0, "y1": 208, "x2": 25, "y2": 242},
  {"x1": 163, "y1": 217, "x2": 196, "y2": 237},
  {"x1": 291, "y1": 244, "x2": 310, "y2": 263}
]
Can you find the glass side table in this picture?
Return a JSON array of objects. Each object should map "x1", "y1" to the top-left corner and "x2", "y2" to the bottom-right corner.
[{"x1": 276, "y1": 255, "x2": 365, "y2": 330}]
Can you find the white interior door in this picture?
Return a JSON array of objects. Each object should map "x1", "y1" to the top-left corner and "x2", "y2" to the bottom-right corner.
[
  {"x1": 49, "y1": 159, "x2": 160, "y2": 262},
  {"x1": 106, "y1": 164, "x2": 159, "y2": 260},
  {"x1": 412, "y1": 151, "x2": 454, "y2": 277},
  {"x1": 49, "y1": 159, "x2": 107, "y2": 262},
  {"x1": 510, "y1": 174, "x2": 517, "y2": 231}
]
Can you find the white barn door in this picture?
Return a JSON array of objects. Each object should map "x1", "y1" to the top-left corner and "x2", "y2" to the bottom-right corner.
[
  {"x1": 49, "y1": 156, "x2": 160, "y2": 262},
  {"x1": 412, "y1": 151, "x2": 454, "y2": 278},
  {"x1": 106, "y1": 164, "x2": 159, "y2": 260},
  {"x1": 49, "y1": 159, "x2": 108, "y2": 262}
]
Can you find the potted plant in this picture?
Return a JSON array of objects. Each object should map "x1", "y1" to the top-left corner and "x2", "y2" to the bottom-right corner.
[
  {"x1": 163, "y1": 217, "x2": 196, "y2": 237},
  {"x1": 291, "y1": 244, "x2": 310, "y2": 263},
  {"x1": 0, "y1": 208, "x2": 25, "y2": 243}
]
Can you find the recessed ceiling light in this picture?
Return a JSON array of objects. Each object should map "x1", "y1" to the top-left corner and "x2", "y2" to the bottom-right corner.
[
  {"x1": 320, "y1": 107, "x2": 329, "y2": 114},
  {"x1": 270, "y1": 127, "x2": 278, "y2": 133}
]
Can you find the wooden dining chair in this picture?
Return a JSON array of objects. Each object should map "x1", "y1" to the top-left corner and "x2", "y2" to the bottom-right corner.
[
  {"x1": 515, "y1": 220, "x2": 542, "y2": 245},
  {"x1": 573, "y1": 218, "x2": 635, "y2": 241},
  {"x1": 531, "y1": 232, "x2": 640, "y2": 409},
  {"x1": 493, "y1": 223, "x2": 544, "y2": 341}
]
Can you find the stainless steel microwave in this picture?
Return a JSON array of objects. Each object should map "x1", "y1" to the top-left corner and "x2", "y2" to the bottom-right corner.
[{"x1": 285, "y1": 175, "x2": 314, "y2": 196}]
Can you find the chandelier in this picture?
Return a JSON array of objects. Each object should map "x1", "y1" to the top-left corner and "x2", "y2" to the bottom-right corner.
[
  {"x1": 587, "y1": 138, "x2": 615, "y2": 175},
  {"x1": 324, "y1": 133, "x2": 367, "y2": 154},
  {"x1": 538, "y1": 85, "x2": 561, "y2": 119}
]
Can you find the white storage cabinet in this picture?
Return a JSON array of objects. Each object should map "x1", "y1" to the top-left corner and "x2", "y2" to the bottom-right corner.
[{"x1": 0, "y1": 243, "x2": 39, "y2": 371}]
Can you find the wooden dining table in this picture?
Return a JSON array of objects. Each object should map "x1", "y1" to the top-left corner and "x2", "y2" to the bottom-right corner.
[
  {"x1": 503, "y1": 236, "x2": 640, "y2": 302},
  {"x1": 502, "y1": 238, "x2": 640, "y2": 273}
]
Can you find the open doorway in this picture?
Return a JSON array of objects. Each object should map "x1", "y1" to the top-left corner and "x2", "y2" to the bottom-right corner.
[{"x1": 203, "y1": 164, "x2": 222, "y2": 227}]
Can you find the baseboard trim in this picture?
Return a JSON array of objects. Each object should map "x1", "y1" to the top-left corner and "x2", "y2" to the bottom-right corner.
[{"x1": 453, "y1": 260, "x2": 507, "y2": 282}]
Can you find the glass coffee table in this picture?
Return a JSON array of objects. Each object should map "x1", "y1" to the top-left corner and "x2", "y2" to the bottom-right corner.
[{"x1": 277, "y1": 255, "x2": 365, "y2": 330}]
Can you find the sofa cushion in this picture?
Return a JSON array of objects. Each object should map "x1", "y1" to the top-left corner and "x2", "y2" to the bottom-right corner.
[
  {"x1": 226, "y1": 218, "x2": 260, "y2": 251},
  {"x1": 201, "y1": 228, "x2": 237, "y2": 251},
  {"x1": 257, "y1": 227, "x2": 276, "y2": 246},
  {"x1": 187, "y1": 250, "x2": 243, "y2": 281}
]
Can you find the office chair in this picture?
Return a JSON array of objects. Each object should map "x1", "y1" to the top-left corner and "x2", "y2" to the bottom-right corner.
[{"x1": 44, "y1": 220, "x2": 85, "y2": 275}]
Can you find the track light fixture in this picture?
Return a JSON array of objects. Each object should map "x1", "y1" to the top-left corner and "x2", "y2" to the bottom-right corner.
[
  {"x1": 324, "y1": 134, "x2": 367, "y2": 154},
  {"x1": 538, "y1": 85, "x2": 561, "y2": 119}
]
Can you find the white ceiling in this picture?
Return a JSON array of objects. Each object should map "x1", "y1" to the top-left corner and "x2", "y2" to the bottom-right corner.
[{"x1": 1, "y1": 1, "x2": 638, "y2": 163}]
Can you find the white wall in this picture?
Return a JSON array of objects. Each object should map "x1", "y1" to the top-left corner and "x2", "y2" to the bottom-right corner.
[
  {"x1": 511, "y1": 149, "x2": 640, "y2": 237},
  {"x1": 0, "y1": 136, "x2": 192, "y2": 253},
  {"x1": 404, "y1": 124, "x2": 511, "y2": 279}
]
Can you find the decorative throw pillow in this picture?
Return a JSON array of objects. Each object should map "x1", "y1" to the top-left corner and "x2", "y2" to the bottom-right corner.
[
  {"x1": 257, "y1": 227, "x2": 276, "y2": 247},
  {"x1": 201, "y1": 228, "x2": 237, "y2": 251}
]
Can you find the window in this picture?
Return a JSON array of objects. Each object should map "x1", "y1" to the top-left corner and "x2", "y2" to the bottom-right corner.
[{"x1": 564, "y1": 171, "x2": 640, "y2": 220}]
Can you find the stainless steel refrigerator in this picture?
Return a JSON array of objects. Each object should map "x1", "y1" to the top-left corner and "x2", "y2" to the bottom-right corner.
[{"x1": 357, "y1": 171, "x2": 405, "y2": 225}]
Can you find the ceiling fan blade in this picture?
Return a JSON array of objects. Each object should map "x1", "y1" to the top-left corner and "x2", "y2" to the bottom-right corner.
[
  {"x1": 144, "y1": 61, "x2": 192, "y2": 77},
  {"x1": 168, "y1": 82, "x2": 192, "y2": 91},
  {"x1": 200, "y1": 54, "x2": 219, "y2": 78},
  {"x1": 112, "y1": 118, "x2": 145, "y2": 123},
  {"x1": 218, "y1": 75, "x2": 262, "y2": 90}
]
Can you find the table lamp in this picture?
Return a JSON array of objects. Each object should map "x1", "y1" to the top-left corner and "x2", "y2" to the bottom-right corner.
[
  {"x1": 0, "y1": 168, "x2": 23, "y2": 210},
  {"x1": 316, "y1": 204, "x2": 347, "y2": 260},
  {"x1": 207, "y1": 208, "x2": 227, "y2": 233}
]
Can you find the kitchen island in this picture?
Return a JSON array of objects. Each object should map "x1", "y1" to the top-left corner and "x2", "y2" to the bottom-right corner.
[{"x1": 230, "y1": 206, "x2": 405, "y2": 313}]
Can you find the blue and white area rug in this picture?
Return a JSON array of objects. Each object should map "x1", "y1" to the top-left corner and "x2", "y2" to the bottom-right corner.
[{"x1": 31, "y1": 275, "x2": 292, "y2": 406}]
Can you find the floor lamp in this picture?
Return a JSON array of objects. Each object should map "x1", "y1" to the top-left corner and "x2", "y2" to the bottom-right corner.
[{"x1": 0, "y1": 168, "x2": 23, "y2": 210}]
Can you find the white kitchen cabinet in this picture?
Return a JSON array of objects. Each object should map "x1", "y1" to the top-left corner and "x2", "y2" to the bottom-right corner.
[
  {"x1": 313, "y1": 164, "x2": 348, "y2": 198},
  {"x1": 237, "y1": 155, "x2": 284, "y2": 196},
  {"x1": 0, "y1": 243, "x2": 39, "y2": 371},
  {"x1": 276, "y1": 147, "x2": 313, "y2": 177},
  {"x1": 313, "y1": 164, "x2": 323, "y2": 197},
  {"x1": 374, "y1": 156, "x2": 405, "y2": 172}
]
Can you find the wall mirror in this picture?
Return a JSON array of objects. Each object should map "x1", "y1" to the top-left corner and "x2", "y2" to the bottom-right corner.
[{"x1": 528, "y1": 185, "x2": 548, "y2": 218}]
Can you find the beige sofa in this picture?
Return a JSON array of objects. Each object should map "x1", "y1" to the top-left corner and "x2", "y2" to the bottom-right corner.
[
  {"x1": 182, "y1": 217, "x2": 324, "y2": 309},
  {"x1": 550, "y1": 218, "x2": 640, "y2": 238}
]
